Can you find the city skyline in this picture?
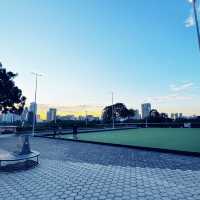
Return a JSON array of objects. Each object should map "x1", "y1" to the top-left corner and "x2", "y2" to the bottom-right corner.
[
  {"x1": 0, "y1": 100, "x2": 196, "y2": 122},
  {"x1": 30, "y1": 102, "x2": 198, "y2": 120},
  {"x1": 1, "y1": 0, "x2": 200, "y2": 116}
]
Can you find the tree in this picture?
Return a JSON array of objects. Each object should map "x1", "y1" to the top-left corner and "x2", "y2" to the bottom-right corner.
[
  {"x1": 149, "y1": 110, "x2": 172, "y2": 123},
  {"x1": 102, "y1": 103, "x2": 134, "y2": 122},
  {"x1": 149, "y1": 109, "x2": 160, "y2": 118},
  {"x1": 101, "y1": 105, "x2": 113, "y2": 122},
  {"x1": 126, "y1": 109, "x2": 136, "y2": 121},
  {"x1": 148, "y1": 109, "x2": 160, "y2": 123},
  {"x1": 114, "y1": 103, "x2": 129, "y2": 120},
  {"x1": 0, "y1": 63, "x2": 26, "y2": 115},
  {"x1": 160, "y1": 112, "x2": 168, "y2": 119},
  {"x1": 128, "y1": 109, "x2": 136, "y2": 118}
]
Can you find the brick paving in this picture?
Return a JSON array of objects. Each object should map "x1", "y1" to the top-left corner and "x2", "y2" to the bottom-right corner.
[{"x1": 0, "y1": 135, "x2": 200, "y2": 200}]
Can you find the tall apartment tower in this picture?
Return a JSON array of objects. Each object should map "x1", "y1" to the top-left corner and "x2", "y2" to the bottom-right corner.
[
  {"x1": 21, "y1": 107, "x2": 29, "y2": 122},
  {"x1": 47, "y1": 108, "x2": 57, "y2": 122},
  {"x1": 141, "y1": 103, "x2": 151, "y2": 119},
  {"x1": 28, "y1": 102, "x2": 37, "y2": 124},
  {"x1": 29, "y1": 102, "x2": 37, "y2": 114}
]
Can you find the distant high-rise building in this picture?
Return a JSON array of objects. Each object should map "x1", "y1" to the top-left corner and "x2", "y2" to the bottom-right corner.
[
  {"x1": 87, "y1": 115, "x2": 99, "y2": 122},
  {"x1": 47, "y1": 108, "x2": 57, "y2": 122},
  {"x1": 175, "y1": 113, "x2": 179, "y2": 119},
  {"x1": 179, "y1": 113, "x2": 183, "y2": 118},
  {"x1": 1, "y1": 112, "x2": 23, "y2": 123},
  {"x1": 13, "y1": 114, "x2": 21, "y2": 122},
  {"x1": 171, "y1": 113, "x2": 175, "y2": 119},
  {"x1": 57, "y1": 115, "x2": 76, "y2": 121},
  {"x1": 2, "y1": 112, "x2": 14, "y2": 123},
  {"x1": 29, "y1": 102, "x2": 37, "y2": 123},
  {"x1": 78, "y1": 116, "x2": 86, "y2": 121},
  {"x1": 29, "y1": 102, "x2": 37, "y2": 114},
  {"x1": 134, "y1": 109, "x2": 141, "y2": 120},
  {"x1": 27, "y1": 111, "x2": 34, "y2": 124},
  {"x1": 0, "y1": 114, "x2": 2, "y2": 122},
  {"x1": 141, "y1": 103, "x2": 151, "y2": 119},
  {"x1": 36, "y1": 114, "x2": 42, "y2": 122},
  {"x1": 21, "y1": 107, "x2": 29, "y2": 122},
  {"x1": 129, "y1": 109, "x2": 141, "y2": 120}
]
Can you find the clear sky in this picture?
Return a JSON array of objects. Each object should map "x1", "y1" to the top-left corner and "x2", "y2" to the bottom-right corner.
[{"x1": 0, "y1": 0, "x2": 200, "y2": 116}]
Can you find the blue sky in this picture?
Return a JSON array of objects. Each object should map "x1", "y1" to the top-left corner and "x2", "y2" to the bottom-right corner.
[{"x1": 0, "y1": 0, "x2": 200, "y2": 115}]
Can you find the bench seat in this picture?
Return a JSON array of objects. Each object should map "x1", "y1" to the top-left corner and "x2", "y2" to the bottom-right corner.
[{"x1": 0, "y1": 149, "x2": 40, "y2": 166}]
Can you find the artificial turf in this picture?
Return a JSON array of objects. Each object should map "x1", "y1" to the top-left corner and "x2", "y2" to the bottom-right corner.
[{"x1": 61, "y1": 128, "x2": 200, "y2": 153}]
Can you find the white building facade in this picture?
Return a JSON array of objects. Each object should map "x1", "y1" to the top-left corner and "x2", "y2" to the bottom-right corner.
[
  {"x1": 47, "y1": 108, "x2": 57, "y2": 122},
  {"x1": 141, "y1": 103, "x2": 151, "y2": 119}
]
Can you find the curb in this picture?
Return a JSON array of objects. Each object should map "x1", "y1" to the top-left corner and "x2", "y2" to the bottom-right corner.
[{"x1": 35, "y1": 135, "x2": 200, "y2": 157}]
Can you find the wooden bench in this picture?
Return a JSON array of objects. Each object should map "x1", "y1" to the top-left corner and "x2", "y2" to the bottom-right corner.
[{"x1": 0, "y1": 149, "x2": 40, "y2": 167}]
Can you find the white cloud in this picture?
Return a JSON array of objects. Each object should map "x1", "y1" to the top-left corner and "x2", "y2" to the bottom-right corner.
[
  {"x1": 146, "y1": 94, "x2": 193, "y2": 103},
  {"x1": 145, "y1": 81, "x2": 196, "y2": 103},
  {"x1": 185, "y1": 15, "x2": 195, "y2": 27},
  {"x1": 169, "y1": 82, "x2": 194, "y2": 92},
  {"x1": 185, "y1": 1, "x2": 200, "y2": 28}
]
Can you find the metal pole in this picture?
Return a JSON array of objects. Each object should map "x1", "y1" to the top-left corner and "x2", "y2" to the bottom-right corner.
[
  {"x1": 112, "y1": 92, "x2": 114, "y2": 129},
  {"x1": 85, "y1": 110, "x2": 88, "y2": 128},
  {"x1": 54, "y1": 114, "x2": 57, "y2": 124},
  {"x1": 193, "y1": 0, "x2": 200, "y2": 51},
  {"x1": 31, "y1": 72, "x2": 42, "y2": 136},
  {"x1": 32, "y1": 75, "x2": 37, "y2": 136}
]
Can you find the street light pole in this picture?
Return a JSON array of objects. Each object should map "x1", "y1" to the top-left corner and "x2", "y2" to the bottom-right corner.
[
  {"x1": 145, "y1": 118, "x2": 148, "y2": 128},
  {"x1": 31, "y1": 72, "x2": 42, "y2": 136},
  {"x1": 192, "y1": 0, "x2": 200, "y2": 51},
  {"x1": 85, "y1": 110, "x2": 88, "y2": 128},
  {"x1": 111, "y1": 92, "x2": 115, "y2": 129}
]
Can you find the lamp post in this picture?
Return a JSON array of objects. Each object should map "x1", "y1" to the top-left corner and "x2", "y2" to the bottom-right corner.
[
  {"x1": 85, "y1": 110, "x2": 88, "y2": 128},
  {"x1": 192, "y1": 0, "x2": 200, "y2": 51},
  {"x1": 111, "y1": 92, "x2": 115, "y2": 129},
  {"x1": 31, "y1": 72, "x2": 42, "y2": 136}
]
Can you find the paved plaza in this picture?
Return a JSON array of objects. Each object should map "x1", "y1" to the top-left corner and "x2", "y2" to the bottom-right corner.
[{"x1": 0, "y1": 136, "x2": 200, "y2": 200}]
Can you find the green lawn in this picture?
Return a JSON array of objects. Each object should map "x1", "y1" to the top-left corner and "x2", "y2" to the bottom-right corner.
[{"x1": 61, "y1": 128, "x2": 200, "y2": 153}]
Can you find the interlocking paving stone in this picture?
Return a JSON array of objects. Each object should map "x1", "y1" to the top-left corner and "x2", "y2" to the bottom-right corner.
[{"x1": 0, "y1": 136, "x2": 200, "y2": 199}]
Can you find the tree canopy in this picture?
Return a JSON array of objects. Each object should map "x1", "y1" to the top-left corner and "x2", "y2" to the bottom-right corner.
[
  {"x1": 0, "y1": 63, "x2": 26, "y2": 114},
  {"x1": 148, "y1": 109, "x2": 171, "y2": 123},
  {"x1": 102, "y1": 103, "x2": 136, "y2": 122}
]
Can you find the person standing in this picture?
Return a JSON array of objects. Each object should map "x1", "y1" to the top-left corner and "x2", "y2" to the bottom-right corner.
[{"x1": 72, "y1": 125, "x2": 78, "y2": 139}]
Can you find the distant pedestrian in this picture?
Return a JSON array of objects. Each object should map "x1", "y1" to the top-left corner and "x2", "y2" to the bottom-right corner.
[
  {"x1": 73, "y1": 125, "x2": 78, "y2": 139},
  {"x1": 53, "y1": 123, "x2": 58, "y2": 138}
]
